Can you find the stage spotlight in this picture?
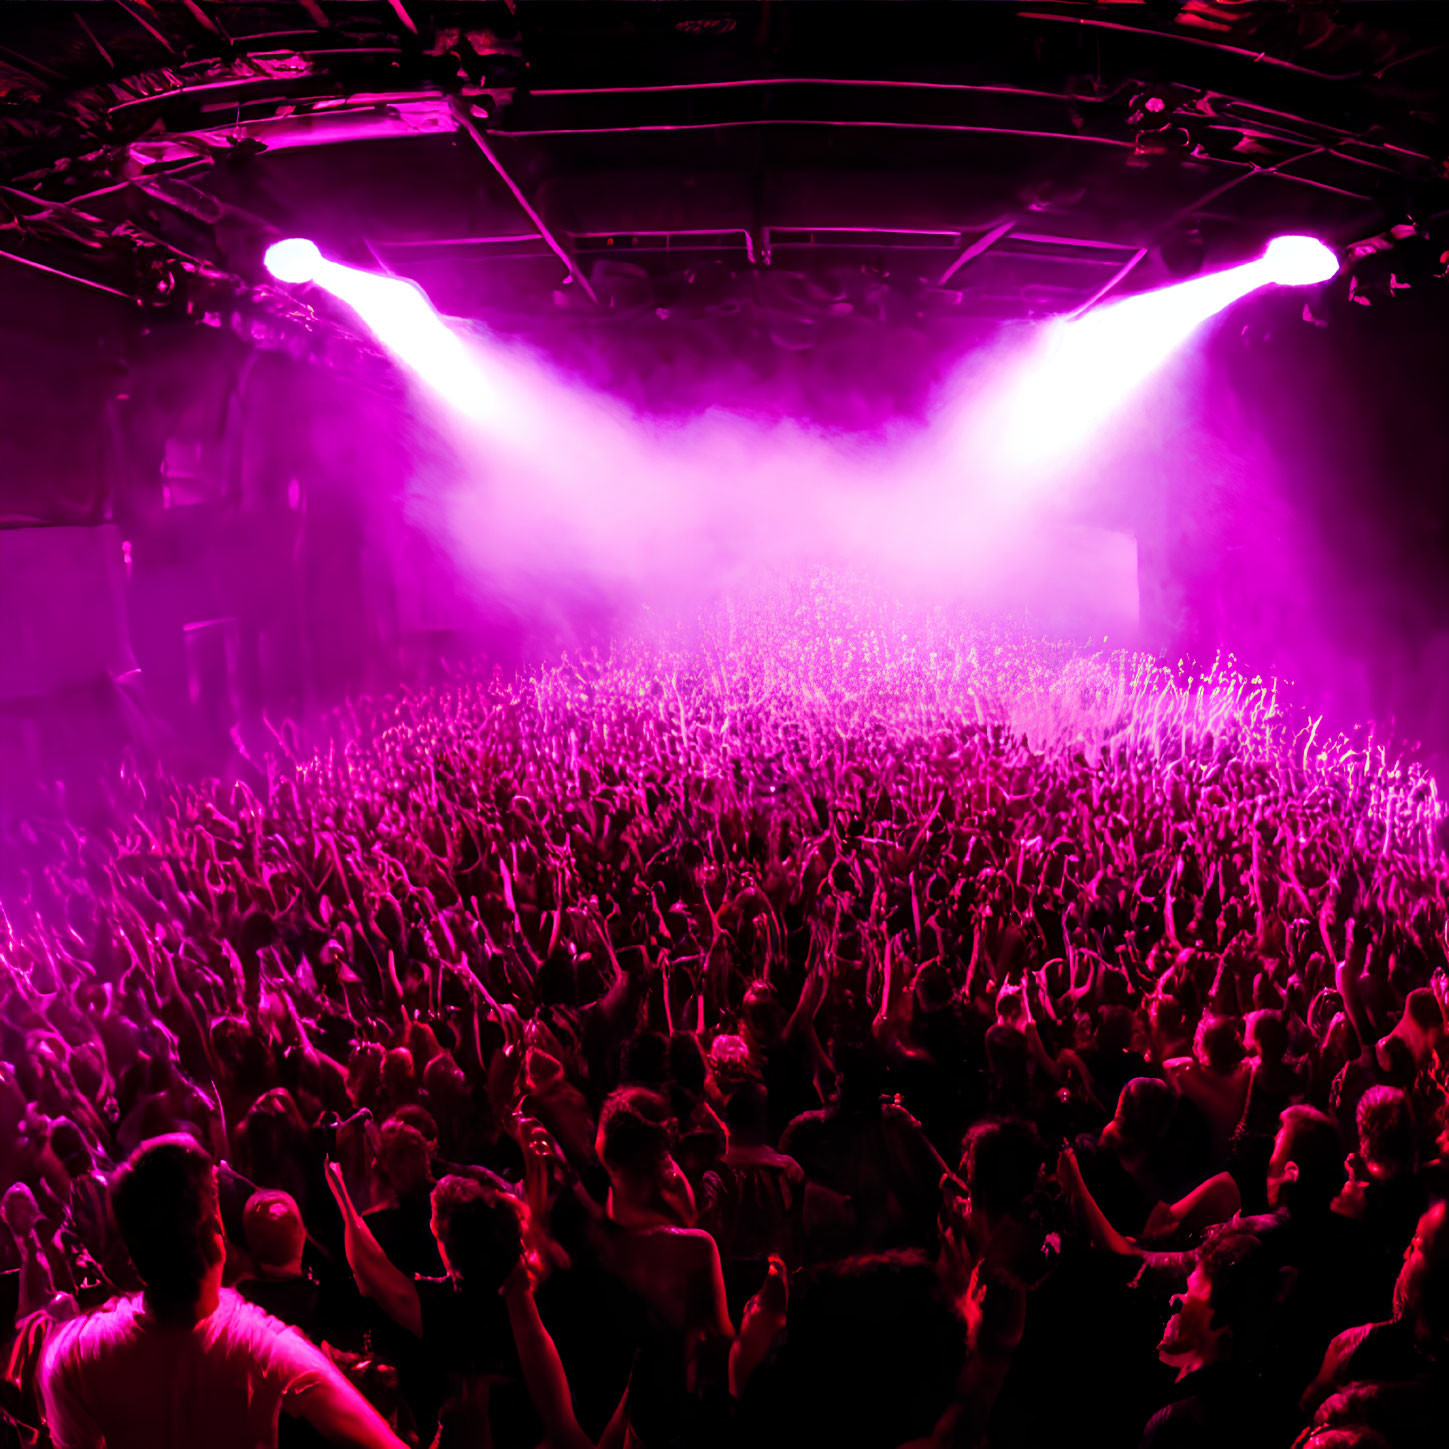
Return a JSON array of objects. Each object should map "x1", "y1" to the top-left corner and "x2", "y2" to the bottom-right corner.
[
  {"x1": 264, "y1": 238, "x2": 323, "y2": 285},
  {"x1": 996, "y1": 234, "x2": 1339, "y2": 471},
  {"x1": 1260, "y1": 235, "x2": 1340, "y2": 287},
  {"x1": 262, "y1": 238, "x2": 495, "y2": 420}
]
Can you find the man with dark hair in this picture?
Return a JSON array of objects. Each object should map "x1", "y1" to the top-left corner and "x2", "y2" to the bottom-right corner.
[
  {"x1": 38, "y1": 1135, "x2": 405, "y2": 1449},
  {"x1": 363, "y1": 1119, "x2": 443, "y2": 1277},
  {"x1": 236, "y1": 1189, "x2": 329, "y2": 1344},
  {"x1": 703, "y1": 1082, "x2": 806, "y2": 1307},
  {"x1": 326, "y1": 1162, "x2": 579, "y2": 1448},
  {"x1": 779, "y1": 1046, "x2": 947, "y2": 1253},
  {"x1": 1142, "y1": 1227, "x2": 1283, "y2": 1449},
  {"x1": 1335, "y1": 1086, "x2": 1430, "y2": 1311},
  {"x1": 1225, "y1": 1106, "x2": 1372, "y2": 1407},
  {"x1": 596, "y1": 1086, "x2": 687, "y2": 1222},
  {"x1": 961, "y1": 1116, "x2": 1044, "y2": 1223},
  {"x1": 1300, "y1": 1201, "x2": 1449, "y2": 1444},
  {"x1": 1063, "y1": 1103, "x2": 1372, "y2": 1426},
  {"x1": 941, "y1": 1117, "x2": 1053, "y2": 1443},
  {"x1": 429, "y1": 1174, "x2": 527, "y2": 1293},
  {"x1": 1266, "y1": 1106, "x2": 1349, "y2": 1218}
]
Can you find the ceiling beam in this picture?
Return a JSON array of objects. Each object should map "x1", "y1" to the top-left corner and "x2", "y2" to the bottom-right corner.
[
  {"x1": 1066, "y1": 247, "x2": 1149, "y2": 319},
  {"x1": 938, "y1": 221, "x2": 1013, "y2": 286},
  {"x1": 73, "y1": 10, "x2": 116, "y2": 70},
  {"x1": 0, "y1": 246, "x2": 137, "y2": 301},
  {"x1": 178, "y1": 0, "x2": 225, "y2": 41},
  {"x1": 386, "y1": 0, "x2": 419, "y2": 37},
  {"x1": 114, "y1": 0, "x2": 178, "y2": 54},
  {"x1": 449, "y1": 97, "x2": 598, "y2": 306},
  {"x1": 0, "y1": 43, "x2": 65, "y2": 82}
]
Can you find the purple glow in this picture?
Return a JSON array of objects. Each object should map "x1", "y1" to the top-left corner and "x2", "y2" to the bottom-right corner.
[
  {"x1": 269, "y1": 232, "x2": 1340, "y2": 482},
  {"x1": 265, "y1": 238, "x2": 498, "y2": 421},
  {"x1": 996, "y1": 235, "x2": 1340, "y2": 471},
  {"x1": 256, "y1": 234, "x2": 1334, "y2": 645}
]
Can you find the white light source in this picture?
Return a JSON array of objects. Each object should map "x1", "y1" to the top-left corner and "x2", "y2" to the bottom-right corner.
[
  {"x1": 1260, "y1": 235, "x2": 1340, "y2": 287},
  {"x1": 261, "y1": 237, "x2": 498, "y2": 421},
  {"x1": 994, "y1": 233, "x2": 1341, "y2": 471},
  {"x1": 264, "y1": 238, "x2": 323, "y2": 285}
]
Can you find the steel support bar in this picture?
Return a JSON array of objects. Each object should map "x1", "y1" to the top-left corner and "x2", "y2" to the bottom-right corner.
[
  {"x1": 449, "y1": 97, "x2": 598, "y2": 305},
  {"x1": 0, "y1": 247, "x2": 137, "y2": 300},
  {"x1": 1067, "y1": 247, "x2": 1149, "y2": 319},
  {"x1": 938, "y1": 221, "x2": 1014, "y2": 286}
]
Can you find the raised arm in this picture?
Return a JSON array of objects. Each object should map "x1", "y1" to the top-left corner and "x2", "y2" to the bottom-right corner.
[
  {"x1": 729, "y1": 1256, "x2": 788, "y2": 1399},
  {"x1": 324, "y1": 1161, "x2": 422, "y2": 1338},
  {"x1": 1055, "y1": 1147, "x2": 1140, "y2": 1259},
  {"x1": 786, "y1": 958, "x2": 829, "y2": 1042},
  {"x1": 286, "y1": 1367, "x2": 410, "y2": 1449},
  {"x1": 1330, "y1": 913, "x2": 1377, "y2": 1053},
  {"x1": 2, "y1": 1184, "x2": 62, "y2": 1318},
  {"x1": 502, "y1": 1266, "x2": 594, "y2": 1449}
]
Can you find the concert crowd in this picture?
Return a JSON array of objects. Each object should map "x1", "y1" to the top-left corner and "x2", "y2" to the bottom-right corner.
[{"x1": 0, "y1": 649, "x2": 1446, "y2": 1449}]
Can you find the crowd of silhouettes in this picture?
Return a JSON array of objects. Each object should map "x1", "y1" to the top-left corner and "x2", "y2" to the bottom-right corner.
[{"x1": 0, "y1": 663, "x2": 1446, "y2": 1449}]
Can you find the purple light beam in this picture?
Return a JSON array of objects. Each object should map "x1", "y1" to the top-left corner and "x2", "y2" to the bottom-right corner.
[
  {"x1": 995, "y1": 235, "x2": 1339, "y2": 472},
  {"x1": 264, "y1": 239, "x2": 500, "y2": 423}
]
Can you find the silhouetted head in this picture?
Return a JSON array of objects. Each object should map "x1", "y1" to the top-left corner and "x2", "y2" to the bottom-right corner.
[
  {"x1": 110, "y1": 1134, "x2": 224, "y2": 1318},
  {"x1": 429, "y1": 1175, "x2": 524, "y2": 1293},
  {"x1": 1267, "y1": 1106, "x2": 1345, "y2": 1215},
  {"x1": 243, "y1": 1189, "x2": 306, "y2": 1274},
  {"x1": 1159, "y1": 1227, "x2": 1275, "y2": 1374},
  {"x1": 1194, "y1": 1014, "x2": 1245, "y2": 1075},
  {"x1": 1356, "y1": 1085, "x2": 1417, "y2": 1180},
  {"x1": 960, "y1": 1117, "x2": 1043, "y2": 1223}
]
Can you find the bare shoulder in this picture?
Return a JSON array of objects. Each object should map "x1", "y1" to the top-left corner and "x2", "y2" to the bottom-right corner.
[
  {"x1": 1325, "y1": 1320, "x2": 1378, "y2": 1368},
  {"x1": 637, "y1": 1225, "x2": 722, "y2": 1264}
]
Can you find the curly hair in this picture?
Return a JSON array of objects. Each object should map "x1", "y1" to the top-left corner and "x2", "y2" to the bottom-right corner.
[
  {"x1": 429, "y1": 1175, "x2": 524, "y2": 1294},
  {"x1": 597, "y1": 1087, "x2": 674, "y2": 1177},
  {"x1": 1356, "y1": 1086, "x2": 1417, "y2": 1175}
]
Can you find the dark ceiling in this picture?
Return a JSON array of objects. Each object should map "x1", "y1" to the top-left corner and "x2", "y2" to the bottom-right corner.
[{"x1": 1, "y1": 2, "x2": 1446, "y2": 368}]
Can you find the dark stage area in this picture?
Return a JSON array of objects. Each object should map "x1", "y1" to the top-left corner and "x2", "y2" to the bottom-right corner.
[{"x1": 1, "y1": 7, "x2": 1448, "y2": 1449}]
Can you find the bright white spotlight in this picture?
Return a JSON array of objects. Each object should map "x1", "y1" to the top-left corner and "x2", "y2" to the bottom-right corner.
[
  {"x1": 264, "y1": 238, "x2": 323, "y2": 284},
  {"x1": 1261, "y1": 234, "x2": 1340, "y2": 286},
  {"x1": 260, "y1": 237, "x2": 498, "y2": 421},
  {"x1": 995, "y1": 233, "x2": 1338, "y2": 472}
]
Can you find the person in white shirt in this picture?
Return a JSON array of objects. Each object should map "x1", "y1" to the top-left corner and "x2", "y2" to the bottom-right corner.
[{"x1": 38, "y1": 1134, "x2": 406, "y2": 1449}]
